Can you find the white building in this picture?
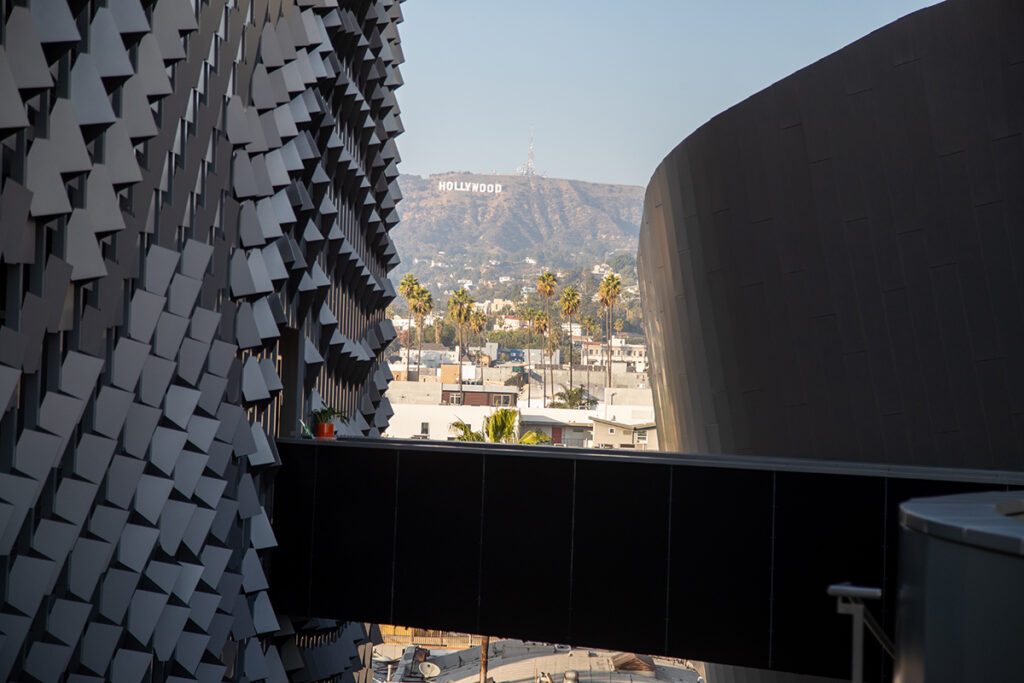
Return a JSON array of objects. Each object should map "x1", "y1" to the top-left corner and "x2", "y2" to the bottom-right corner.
[
  {"x1": 384, "y1": 401, "x2": 656, "y2": 449},
  {"x1": 581, "y1": 336, "x2": 648, "y2": 373},
  {"x1": 493, "y1": 315, "x2": 529, "y2": 331}
]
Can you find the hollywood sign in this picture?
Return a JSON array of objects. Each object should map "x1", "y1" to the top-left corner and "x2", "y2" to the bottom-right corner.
[{"x1": 438, "y1": 180, "x2": 503, "y2": 194}]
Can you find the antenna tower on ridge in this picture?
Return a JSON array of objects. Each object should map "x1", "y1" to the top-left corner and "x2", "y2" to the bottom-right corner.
[{"x1": 516, "y1": 126, "x2": 537, "y2": 176}]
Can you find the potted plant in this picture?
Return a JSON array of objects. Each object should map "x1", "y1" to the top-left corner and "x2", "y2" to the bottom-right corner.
[{"x1": 311, "y1": 406, "x2": 346, "y2": 439}]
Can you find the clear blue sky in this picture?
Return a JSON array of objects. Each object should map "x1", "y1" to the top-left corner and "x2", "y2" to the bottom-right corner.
[{"x1": 395, "y1": 0, "x2": 940, "y2": 187}]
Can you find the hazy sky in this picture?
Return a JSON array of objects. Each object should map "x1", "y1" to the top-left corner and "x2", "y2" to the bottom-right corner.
[{"x1": 395, "y1": 0, "x2": 940, "y2": 187}]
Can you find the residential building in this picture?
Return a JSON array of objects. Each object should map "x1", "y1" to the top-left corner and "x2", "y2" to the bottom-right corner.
[
  {"x1": 581, "y1": 337, "x2": 648, "y2": 372},
  {"x1": 441, "y1": 384, "x2": 518, "y2": 407},
  {"x1": 591, "y1": 417, "x2": 659, "y2": 450}
]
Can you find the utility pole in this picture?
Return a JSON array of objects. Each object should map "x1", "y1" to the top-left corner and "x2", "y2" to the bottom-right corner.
[{"x1": 480, "y1": 636, "x2": 490, "y2": 683}]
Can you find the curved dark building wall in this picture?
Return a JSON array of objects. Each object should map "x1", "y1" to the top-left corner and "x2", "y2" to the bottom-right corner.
[
  {"x1": 0, "y1": 0, "x2": 402, "y2": 680},
  {"x1": 638, "y1": 0, "x2": 1024, "y2": 469}
]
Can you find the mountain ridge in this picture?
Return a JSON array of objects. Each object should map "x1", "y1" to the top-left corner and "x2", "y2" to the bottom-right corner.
[{"x1": 393, "y1": 172, "x2": 644, "y2": 269}]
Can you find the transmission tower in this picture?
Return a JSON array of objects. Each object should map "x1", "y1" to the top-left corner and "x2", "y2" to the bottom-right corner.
[{"x1": 516, "y1": 126, "x2": 537, "y2": 176}]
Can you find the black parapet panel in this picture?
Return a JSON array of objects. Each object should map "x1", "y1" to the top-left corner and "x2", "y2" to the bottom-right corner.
[
  {"x1": 667, "y1": 465, "x2": 773, "y2": 669},
  {"x1": 770, "y1": 472, "x2": 886, "y2": 679},
  {"x1": 479, "y1": 452, "x2": 575, "y2": 643},
  {"x1": 570, "y1": 458, "x2": 671, "y2": 654},
  {"x1": 392, "y1": 446, "x2": 484, "y2": 634},
  {"x1": 269, "y1": 440, "x2": 320, "y2": 617},
  {"x1": 638, "y1": 0, "x2": 1024, "y2": 471},
  {"x1": 308, "y1": 441, "x2": 398, "y2": 625}
]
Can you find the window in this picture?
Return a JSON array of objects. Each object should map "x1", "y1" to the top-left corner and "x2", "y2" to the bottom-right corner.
[
  {"x1": 637, "y1": 430, "x2": 648, "y2": 443},
  {"x1": 420, "y1": 422, "x2": 429, "y2": 436},
  {"x1": 493, "y1": 394, "x2": 511, "y2": 406},
  {"x1": 608, "y1": 427, "x2": 615, "y2": 434},
  {"x1": 450, "y1": 394, "x2": 462, "y2": 405}
]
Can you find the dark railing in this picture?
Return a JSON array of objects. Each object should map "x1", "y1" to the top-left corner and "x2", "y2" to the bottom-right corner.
[{"x1": 270, "y1": 437, "x2": 1024, "y2": 681}]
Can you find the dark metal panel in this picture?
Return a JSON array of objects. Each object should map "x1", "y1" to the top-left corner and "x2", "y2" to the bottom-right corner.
[{"x1": 479, "y1": 453, "x2": 574, "y2": 643}]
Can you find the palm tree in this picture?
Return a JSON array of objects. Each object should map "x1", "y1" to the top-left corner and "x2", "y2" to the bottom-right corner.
[
  {"x1": 558, "y1": 285, "x2": 580, "y2": 390},
  {"x1": 598, "y1": 273, "x2": 622, "y2": 386},
  {"x1": 447, "y1": 288, "x2": 474, "y2": 404},
  {"x1": 398, "y1": 273, "x2": 420, "y2": 378},
  {"x1": 470, "y1": 308, "x2": 487, "y2": 383},
  {"x1": 533, "y1": 312, "x2": 549, "y2": 407},
  {"x1": 582, "y1": 315, "x2": 598, "y2": 399},
  {"x1": 450, "y1": 408, "x2": 551, "y2": 444},
  {"x1": 614, "y1": 318, "x2": 625, "y2": 335},
  {"x1": 536, "y1": 271, "x2": 557, "y2": 407},
  {"x1": 517, "y1": 303, "x2": 537, "y2": 406},
  {"x1": 549, "y1": 384, "x2": 597, "y2": 410},
  {"x1": 410, "y1": 285, "x2": 433, "y2": 380},
  {"x1": 450, "y1": 418, "x2": 486, "y2": 441}
]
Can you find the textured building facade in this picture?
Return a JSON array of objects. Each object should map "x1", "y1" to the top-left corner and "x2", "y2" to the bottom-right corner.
[
  {"x1": 638, "y1": 0, "x2": 1024, "y2": 469},
  {"x1": 0, "y1": 0, "x2": 402, "y2": 680}
]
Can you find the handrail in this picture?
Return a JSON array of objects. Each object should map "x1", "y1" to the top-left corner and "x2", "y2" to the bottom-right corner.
[{"x1": 828, "y1": 582, "x2": 894, "y2": 683}]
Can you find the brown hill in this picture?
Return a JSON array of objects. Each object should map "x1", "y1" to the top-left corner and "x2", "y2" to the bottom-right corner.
[{"x1": 394, "y1": 173, "x2": 643, "y2": 268}]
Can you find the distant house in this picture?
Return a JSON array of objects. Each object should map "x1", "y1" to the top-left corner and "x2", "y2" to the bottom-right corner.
[
  {"x1": 590, "y1": 417, "x2": 658, "y2": 450},
  {"x1": 519, "y1": 412, "x2": 593, "y2": 447},
  {"x1": 441, "y1": 384, "x2": 518, "y2": 407}
]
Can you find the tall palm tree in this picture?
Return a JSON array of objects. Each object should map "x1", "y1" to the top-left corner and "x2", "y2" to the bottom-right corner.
[
  {"x1": 398, "y1": 273, "x2": 420, "y2": 378},
  {"x1": 470, "y1": 308, "x2": 487, "y2": 383},
  {"x1": 447, "y1": 288, "x2": 474, "y2": 404},
  {"x1": 582, "y1": 315, "x2": 598, "y2": 399},
  {"x1": 558, "y1": 285, "x2": 580, "y2": 390},
  {"x1": 533, "y1": 312, "x2": 549, "y2": 407},
  {"x1": 598, "y1": 273, "x2": 622, "y2": 386},
  {"x1": 517, "y1": 303, "x2": 537, "y2": 406},
  {"x1": 536, "y1": 271, "x2": 557, "y2": 407},
  {"x1": 410, "y1": 285, "x2": 433, "y2": 380}
]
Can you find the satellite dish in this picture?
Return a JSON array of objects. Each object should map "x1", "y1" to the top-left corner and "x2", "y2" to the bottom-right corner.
[{"x1": 419, "y1": 662, "x2": 441, "y2": 679}]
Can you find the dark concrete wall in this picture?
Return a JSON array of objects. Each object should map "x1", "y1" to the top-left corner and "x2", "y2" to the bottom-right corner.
[
  {"x1": 0, "y1": 0, "x2": 403, "y2": 680},
  {"x1": 638, "y1": 0, "x2": 1024, "y2": 469}
]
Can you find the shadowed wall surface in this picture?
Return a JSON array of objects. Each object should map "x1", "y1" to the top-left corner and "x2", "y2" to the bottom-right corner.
[
  {"x1": 638, "y1": 0, "x2": 1024, "y2": 469},
  {"x1": 0, "y1": 0, "x2": 403, "y2": 680}
]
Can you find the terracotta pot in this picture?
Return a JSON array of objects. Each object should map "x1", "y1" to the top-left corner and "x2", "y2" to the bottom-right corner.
[{"x1": 315, "y1": 422, "x2": 334, "y2": 439}]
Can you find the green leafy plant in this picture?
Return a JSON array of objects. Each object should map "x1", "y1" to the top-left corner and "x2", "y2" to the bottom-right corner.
[
  {"x1": 450, "y1": 408, "x2": 551, "y2": 445},
  {"x1": 311, "y1": 406, "x2": 346, "y2": 425}
]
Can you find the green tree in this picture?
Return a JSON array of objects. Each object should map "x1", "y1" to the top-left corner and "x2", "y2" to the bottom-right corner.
[
  {"x1": 447, "y1": 288, "x2": 474, "y2": 403},
  {"x1": 549, "y1": 385, "x2": 597, "y2": 410},
  {"x1": 449, "y1": 419, "x2": 485, "y2": 441},
  {"x1": 398, "y1": 273, "x2": 420, "y2": 378},
  {"x1": 536, "y1": 271, "x2": 558, "y2": 406},
  {"x1": 558, "y1": 285, "x2": 581, "y2": 390},
  {"x1": 450, "y1": 408, "x2": 551, "y2": 444},
  {"x1": 533, "y1": 311, "x2": 549, "y2": 408},
  {"x1": 410, "y1": 285, "x2": 433, "y2": 380},
  {"x1": 598, "y1": 273, "x2": 622, "y2": 386}
]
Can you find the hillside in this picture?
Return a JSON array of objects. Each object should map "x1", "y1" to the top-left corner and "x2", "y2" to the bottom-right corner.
[{"x1": 393, "y1": 173, "x2": 643, "y2": 269}]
